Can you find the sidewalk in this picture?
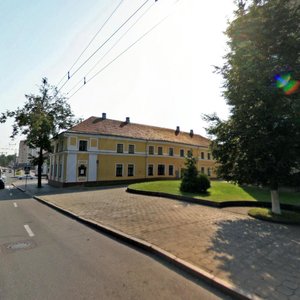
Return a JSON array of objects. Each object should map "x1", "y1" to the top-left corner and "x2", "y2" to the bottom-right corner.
[{"x1": 14, "y1": 180, "x2": 300, "y2": 300}]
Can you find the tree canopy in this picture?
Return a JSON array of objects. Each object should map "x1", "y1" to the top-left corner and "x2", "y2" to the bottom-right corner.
[
  {"x1": 0, "y1": 78, "x2": 80, "y2": 187},
  {"x1": 205, "y1": 0, "x2": 300, "y2": 213},
  {"x1": 0, "y1": 154, "x2": 15, "y2": 168}
]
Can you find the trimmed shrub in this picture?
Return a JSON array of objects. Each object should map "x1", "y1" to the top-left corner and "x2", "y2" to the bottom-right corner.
[
  {"x1": 180, "y1": 152, "x2": 211, "y2": 193},
  {"x1": 196, "y1": 173, "x2": 211, "y2": 193}
]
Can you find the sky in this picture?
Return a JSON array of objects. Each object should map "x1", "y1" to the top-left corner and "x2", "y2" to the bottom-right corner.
[{"x1": 0, "y1": 0, "x2": 236, "y2": 155}]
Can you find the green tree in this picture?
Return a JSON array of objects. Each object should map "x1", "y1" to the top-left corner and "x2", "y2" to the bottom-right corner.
[
  {"x1": 0, "y1": 154, "x2": 15, "y2": 167},
  {"x1": 180, "y1": 152, "x2": 198, "y2": 192},
  {"x1": 180, "y1": 152, "x2": 211, "y2": 193},
  {"x1": 0, "y1": 78, "x2": 79, "y2": 188},
  {"x1": 205, "y1": 0, "x2": 300, "y2": 214}
]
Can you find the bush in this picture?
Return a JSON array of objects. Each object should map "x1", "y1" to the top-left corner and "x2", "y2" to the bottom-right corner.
[
  {"x1": 196, "y1": 173, "x2": 211, "y2": 193},
  {"x1": 180, "y1": 152, "x2": 211, "y2": 193}
]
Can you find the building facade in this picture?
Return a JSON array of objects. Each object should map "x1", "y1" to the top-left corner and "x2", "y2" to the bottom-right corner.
[
  {"x1": 17, "y1": 140, "x2": 38, "y2": 167},
  {"x1": 48, "y1": 114, "x2": 216, "y2": 187}
]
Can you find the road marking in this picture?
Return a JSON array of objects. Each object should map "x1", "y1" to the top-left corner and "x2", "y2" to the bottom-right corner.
[
  {"x1": 24, "y1": 225, "x2": 35, "y2": 237},
  {"x1": 13, "y1": 202, "x2": 18, "y2": 208}
]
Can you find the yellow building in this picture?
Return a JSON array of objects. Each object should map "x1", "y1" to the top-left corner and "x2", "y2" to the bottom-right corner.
[{"x1": 49, "y1": 114, "x2": 216, "y2": 187}]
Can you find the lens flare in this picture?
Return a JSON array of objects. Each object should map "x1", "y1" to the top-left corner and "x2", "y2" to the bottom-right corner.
[{"x1": 275, "y1": 73, "x2": 300, "y2": 95}]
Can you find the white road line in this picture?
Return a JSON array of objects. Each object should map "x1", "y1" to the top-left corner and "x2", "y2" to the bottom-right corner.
[
  {"x1": 24, "y1": 225, "x2": 35, "y2": 237},
  {"x1": 13, "y1": 202, "x2": 18, "y2": 207}
]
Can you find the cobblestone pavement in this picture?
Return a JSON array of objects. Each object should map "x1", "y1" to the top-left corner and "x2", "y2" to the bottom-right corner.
[{"x1": 15, "y1": 182, "x2": 300, "y2": 299}]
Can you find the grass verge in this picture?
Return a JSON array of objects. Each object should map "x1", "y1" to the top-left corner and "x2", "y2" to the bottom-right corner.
[
  {"x1": 128, "y1": 180, "x2": 300, "y2": 205},
  {"x1": 248, "y1": 208, "x2": 300, "y2": 225}
]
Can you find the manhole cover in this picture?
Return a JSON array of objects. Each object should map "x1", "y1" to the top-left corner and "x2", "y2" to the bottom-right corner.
[
  {"x1": 1, "y1": 240, "x2": 36, "y2": 254},
  {"x1": 7, "y1": 241, "x2": 32, "y2": 250}
]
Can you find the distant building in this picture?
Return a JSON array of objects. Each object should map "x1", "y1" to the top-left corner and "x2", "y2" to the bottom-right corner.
[
  {"x1": 17, "y1": 140, "x2": 38, "y2": 166},
  {"x1": 49, "y1": 114, "x2": 216, "y2": 187},
  {"x1": 17, "y1": 140, "x2": 48, "y2": 175}
]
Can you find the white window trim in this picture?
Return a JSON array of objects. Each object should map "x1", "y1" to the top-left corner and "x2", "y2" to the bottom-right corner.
[
  {"x1": 78, "y1": 139, "x2": 89, "y2": 151},
  {"x1": 180, "y1": 149, "x2": 185, "y2": 157},
  {"x1": 147, "y1": 164, "x2": 155, "y2": 176},
  {"x1": 168, "y1": 164, "x2": 174, "y2": 176},
  {"x1": 148, "y1": 145, "x2": 155, "y2": 155},
  {"x1": 115, "y1": 163, "x2": 124, "y2": 177},
  {"x1": 157, "y1": 164, "x2": 166, "y2": 176},
  {"x1": 128, "y1": 144, "x2": 135, "y2": 154},
  {"x1": 157, "y1": 146, "x2": 163, "y2": 156},
  {"x1": 127, "y1": 163, "x2": 135, "y2": 177},
  {"x1": 116, "y1": 143, "x2": 124, "y2": 153}
]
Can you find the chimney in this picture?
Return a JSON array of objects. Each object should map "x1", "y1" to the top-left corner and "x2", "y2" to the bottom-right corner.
[
  {"x1": 190, "y1": 129, "x2": 194, "y2": 137},
  {"x1": 102, "y1": 112, "x2": 106, "y2": 120},
  {"x1": 125, "y1": 117, "x2": 130, "y2": 124},
  {"x1": 175, "y1": 126, "x2": 180, "y2": 135}
]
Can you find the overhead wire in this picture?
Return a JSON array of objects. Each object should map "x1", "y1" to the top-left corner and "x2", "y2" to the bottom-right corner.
[
  {"x1": 66, "y1": 1, "x2": 156, "y2": 96},
  {"x1": 68, "y1": 13, "x2": 170, "y2": 99},
  {"x1": 57, "y1": 0, "x2": 152, "y2": 93},
  {"x1": 68, "y1": 0, "x2": 125, "y2": 74},
  {"x1": 56, "y1": 0, "x2": 124, "y2": 88}
]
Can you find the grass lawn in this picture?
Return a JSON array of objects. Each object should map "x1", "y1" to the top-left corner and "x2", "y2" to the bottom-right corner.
[
  {"x1": 248, "y1": 208, "x2": 300, "y2": 224},
  {"x1": 128, "y1": 180, "x2": 300, "y2": 206}
]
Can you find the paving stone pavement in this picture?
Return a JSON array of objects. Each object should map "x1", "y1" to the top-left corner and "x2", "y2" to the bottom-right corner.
[{"x1": 15, "y1": 182, "x2": 300, "y2": 299}]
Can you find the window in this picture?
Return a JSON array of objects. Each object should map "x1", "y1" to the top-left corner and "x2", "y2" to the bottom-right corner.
[
  {"x1": 168, "y1": 148, "x2": 174, "y2": 156},
  {"x1": 201, "y1": 152, "x2": 204, "y2": 159},
  {"x1": 128, "y1": 164, "x2": 134, "y2": 177},
  {"x1": 79, "y1": 140, "x2": 88, "y2": 151},
  {"x1": 207, "y1": 153, "x2": 211, "y2": 160},
  {"x1": 201, "y1": 167, "x2": 205, "y2": 174},
  {"x1": 148, "y1": 146, "x2": 154, "y2": 155},
  {"x1": 158, "y1": 164, "x2": 165, "y2": 175},
  {"x1": 54, "y1": 164, "x2": 57, "y2": 177},
  {"x1": 207, "y1": 168, "x2": 211, "y2": 176},
  {"x1": 180, "y1": 149, "x2": 184, "y2": 157},
  {"x1": 158, "y1": 146, "x2": 163, "y2": 155},
  {"x1": 169, "y1": 165, "x2": 174, "y2": 176},
  {"x1": 78, "y1": 164, "x2": 87, "y2": 177},
  {"x1": 128, "y1": 144, "x2": 135, "y2": 154},
  {"x1": 117, "y1": 144, "x2": 124, "y2": 153},
  {"x1": 148, "y1": 164, "x2": 154, "y2": 176},
  {"x1": 116, "y1": 164, "x2": 123, "y2": 177},
  {"x1": 55, "y1": 143, "x2": 59, "y2": 153}
]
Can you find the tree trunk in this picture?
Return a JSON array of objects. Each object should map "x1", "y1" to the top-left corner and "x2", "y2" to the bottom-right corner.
[
  {"x1": 271, "y1": 189, "x2": 281, "y2": 215},
  {"x1": 37, "y1": 148, "x2": 43, "y2": 188}
]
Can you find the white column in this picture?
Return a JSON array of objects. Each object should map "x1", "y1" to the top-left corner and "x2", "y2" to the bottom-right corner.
[
  {"x1": 66, "y1": 154, "x2": 76, "y2": 183},
  {"x1": 88, "y1": 154, "x2": 97, "y2": 182}
]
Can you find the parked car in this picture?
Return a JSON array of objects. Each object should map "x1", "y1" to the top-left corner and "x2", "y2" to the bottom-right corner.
[
  {"x1": 18, "y1": 175, "x2": 35, "y2": 180},
  {"x1": 0, "y1": 178, "x2": 5, "y2": 189}
]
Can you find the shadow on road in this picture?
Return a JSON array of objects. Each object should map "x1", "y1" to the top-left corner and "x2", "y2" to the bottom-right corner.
[
  {"x1": 209, "y1": 218, "x2": 300, "y2": 298},
  {"x1": 0, "y1": 187, "x2": 32, "y2": 201}
]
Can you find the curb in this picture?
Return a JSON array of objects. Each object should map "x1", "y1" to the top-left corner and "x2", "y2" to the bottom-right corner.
[
  {"x1": 126, "y1": 188, "x2": 300, "y2": 212},
  {"x1": 13, "y1": 183, "x2": 261, "y2": 299}
]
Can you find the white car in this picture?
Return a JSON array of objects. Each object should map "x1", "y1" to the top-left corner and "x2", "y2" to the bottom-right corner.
[{"x1": 18, "y1": 175, "x2": 35, "y2": 180}]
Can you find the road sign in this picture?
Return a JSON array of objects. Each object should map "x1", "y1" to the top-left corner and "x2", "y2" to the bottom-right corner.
[{"x1": 24, "y1": 166, "x2": 30, "y2": 175}]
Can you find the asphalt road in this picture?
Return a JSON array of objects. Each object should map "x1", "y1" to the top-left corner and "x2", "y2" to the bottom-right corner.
[{"x1": 0, "y1": 184, "x2": 232, "y2": 300}]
